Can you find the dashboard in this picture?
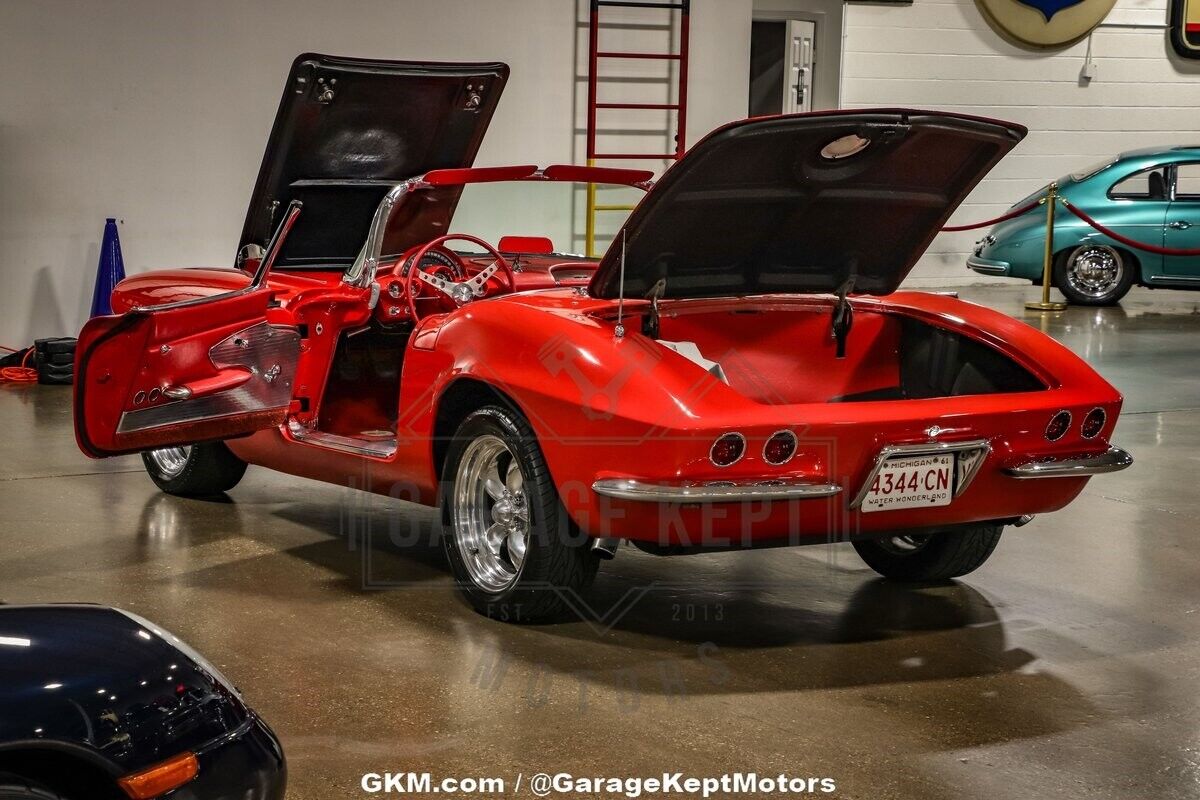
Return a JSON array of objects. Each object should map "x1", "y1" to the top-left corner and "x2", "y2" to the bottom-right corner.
[
  {"x1": 371, "y1": 244, "x2": 600, "y2": 325},
  {"x1": 399, "y1": 248, "x2": 465, "y2": 282}
]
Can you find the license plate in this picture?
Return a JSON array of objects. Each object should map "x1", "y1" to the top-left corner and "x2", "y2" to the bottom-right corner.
[{"x1": 861, "y1": 453, "x2": 954, "y2": 513}]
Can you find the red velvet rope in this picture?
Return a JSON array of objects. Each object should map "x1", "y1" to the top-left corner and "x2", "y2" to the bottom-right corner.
[
  {"x1": 939, "y1": 199, "x2": 1042, "y2": 232},
  {"x1": 1060, "y1": 200, "x2": 1200, "y2": 256}
]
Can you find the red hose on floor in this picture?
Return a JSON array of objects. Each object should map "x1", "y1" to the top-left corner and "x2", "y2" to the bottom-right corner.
[
  {"x1": 1060, "y1": 200, "x2": 1200, "y2": 256},
  {"x1": 939, "y1": 199, "x2": 1042, "y2": 232},
  {"x1": 0, "y1": 346, "x2": 37, "y2": 383}
]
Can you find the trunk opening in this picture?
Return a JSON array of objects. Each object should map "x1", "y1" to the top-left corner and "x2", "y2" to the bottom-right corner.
[{"x1": 649, "y1": 304, "x2": 1045, "y2": 405}]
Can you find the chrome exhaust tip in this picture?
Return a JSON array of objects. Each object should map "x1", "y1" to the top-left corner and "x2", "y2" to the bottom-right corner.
[
  {"x1": 1015, "y1": 514, "x2": 1035, "y2": 527},
  {"x1": 590, "y1": 537, "x2": 621, "y2": 559}
]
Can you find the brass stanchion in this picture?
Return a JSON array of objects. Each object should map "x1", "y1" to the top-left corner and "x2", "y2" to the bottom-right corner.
[{"x1": 1025, "y1": 181, "x2": 1067, "y2": 311}]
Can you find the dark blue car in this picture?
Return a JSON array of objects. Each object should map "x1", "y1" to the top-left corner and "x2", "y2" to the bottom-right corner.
[{"x1": 0, "y1": 605, "x2": 284, "y2": 799}]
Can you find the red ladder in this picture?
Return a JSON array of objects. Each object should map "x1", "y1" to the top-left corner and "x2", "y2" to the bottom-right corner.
[{"x1": 585, "y1": 0, "x2": 691, "y2": 256}]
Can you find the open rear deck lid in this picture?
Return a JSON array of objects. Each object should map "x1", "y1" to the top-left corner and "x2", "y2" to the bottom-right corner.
[{"x1": 588, "y1": 109, "x2": 1026, "y2": 300}]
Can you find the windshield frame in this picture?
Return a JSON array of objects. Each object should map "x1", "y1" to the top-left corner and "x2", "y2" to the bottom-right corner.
[{"x1": 344, "y1": 165, "x2": 654, "y2": 289}]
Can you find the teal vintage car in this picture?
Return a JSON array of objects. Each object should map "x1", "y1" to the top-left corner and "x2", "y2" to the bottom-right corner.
[{"x1": 968, "y1": 146, "x2": 1200, "y2": 305}]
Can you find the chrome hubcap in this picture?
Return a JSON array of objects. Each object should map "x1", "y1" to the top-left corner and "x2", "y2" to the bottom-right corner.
[
  {"x1": 452, "y1": 435, "x2": 530, "y2": 592},
  {"x1": 147, "y1": 445, "x2": 191, "y2": 479},
  {"x1": 1066, "y1": 245, "x2": 1122, "y2": 298},
  {"x1": 878, "y1": 534, "x2": 933, "y2": 555}
]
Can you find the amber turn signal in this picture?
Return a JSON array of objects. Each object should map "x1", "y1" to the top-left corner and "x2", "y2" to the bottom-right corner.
[{"x1": 118, "y1": 752, "x2": 199, "y2": 799}]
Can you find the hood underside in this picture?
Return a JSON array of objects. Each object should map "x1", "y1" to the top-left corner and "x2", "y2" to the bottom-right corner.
[
  {"x1": 239, "y1": 53, "x2": 509, "y2": 268},
  {"x1": 589, "y1": 110, "x2": 1026, "y2": 300}
]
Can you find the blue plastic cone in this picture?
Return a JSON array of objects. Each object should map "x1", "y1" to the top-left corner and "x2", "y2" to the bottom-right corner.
[{"x1": 89, "y1": 218, "x2": 126, "y2": 318}]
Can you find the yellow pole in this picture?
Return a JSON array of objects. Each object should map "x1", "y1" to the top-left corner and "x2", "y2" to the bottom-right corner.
[
  {"x1": 1025, "y1": 181, "x2": 1067, "y2": 311},
  {"x1": 585, "y1": 158, "x2": 598, "y2": 259}
]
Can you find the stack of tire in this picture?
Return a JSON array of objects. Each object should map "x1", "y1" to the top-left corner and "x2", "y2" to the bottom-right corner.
[{"x1": 35, "y1": 338, "x2": 76, "y2": 385}]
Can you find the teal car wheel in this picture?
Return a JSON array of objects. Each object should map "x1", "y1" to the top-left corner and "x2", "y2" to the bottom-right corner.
[{"x1": 1055, "y1": 244, "x2": 1136, "y2": 306}]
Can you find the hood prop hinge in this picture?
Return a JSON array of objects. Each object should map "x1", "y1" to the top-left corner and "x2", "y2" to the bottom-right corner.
[
  {"x1": 642, "y1": 278, "x2": 667, "y2": 339},
  {"x1": 831, "y1": 278, "x2": 855, "y2": 359}
]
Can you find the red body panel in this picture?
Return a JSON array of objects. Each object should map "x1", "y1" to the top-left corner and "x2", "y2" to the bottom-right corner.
[
  {"x1": 75, "y1": 288, "x2": 297, "y2": 457},
  {"x1": 182, "y1": 280, "x2": 1117, "y2": 546},
  {"x1": 372, "y1": 289, "x2": 1121, "y2": 544},
  {"x1": 74, "y1": 120, "x2": 1122, "y2": 548},
  {"x1": 82, "y1": 256, "x2": 1125, "y2": 545}
]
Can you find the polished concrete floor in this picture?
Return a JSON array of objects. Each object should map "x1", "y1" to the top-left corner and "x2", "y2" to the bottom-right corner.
[{"x1": 2, "y1": 285, "x2": 1199, "y2": 799}]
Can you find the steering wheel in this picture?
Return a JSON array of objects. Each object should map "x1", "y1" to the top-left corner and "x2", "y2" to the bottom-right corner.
[{"x1": 403, "y1": 234, "x2": 514, "y2": 321}]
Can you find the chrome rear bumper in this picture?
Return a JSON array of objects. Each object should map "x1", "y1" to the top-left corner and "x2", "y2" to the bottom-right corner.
[
  {"x1": 1005, "y1": 446, "x2": 1133, "y2": 479},
  {"x1": 592, "y1": 478, "x2": 842, "y2": 503},
  {"x1": 966, "y1": 255, "x2": 1010, "y2": 275}
]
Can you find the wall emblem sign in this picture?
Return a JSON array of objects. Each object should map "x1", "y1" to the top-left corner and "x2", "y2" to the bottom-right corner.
[
  {"x1": 977, "y1": 0, "x2": 1116, "y2": 46},
  {"x1": 1171, "y1": 0, "x2": 1200, "y2": 58}
]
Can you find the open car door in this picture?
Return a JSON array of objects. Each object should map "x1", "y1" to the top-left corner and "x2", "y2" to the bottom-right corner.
[{"x1": 74, "y1": 204, "x2": 303, "y2": 458}]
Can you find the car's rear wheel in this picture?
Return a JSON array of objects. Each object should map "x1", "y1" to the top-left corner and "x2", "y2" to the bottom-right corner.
[
  {"x1": 141, "y1": 442, "x2": 247, "y2": 496},
  {"x1": 852, "y1": 524, "x2": 1003, "y2": 582},
  {"x1": 440, "y1": 405, "x2": 600, "y2": 622},
  {"x1": 1054, "y1": 244, "x2": 1135, "y2": 306}
]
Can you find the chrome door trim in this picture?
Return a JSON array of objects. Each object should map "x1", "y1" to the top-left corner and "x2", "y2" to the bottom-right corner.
[
  {"x1": 284, "y1": 420, "x2": 398, "y2": 459},
  {"x1": 1146, "y1": 274, "x2": 1200, "y2": 284},
  {"x1": 115, "y1": 322, "x2": 300, "y2": 434}
]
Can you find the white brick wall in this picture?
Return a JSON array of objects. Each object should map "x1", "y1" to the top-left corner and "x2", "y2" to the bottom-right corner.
[{"x1": 842, "y1": 0, "x2": 1200, "y2": 285}]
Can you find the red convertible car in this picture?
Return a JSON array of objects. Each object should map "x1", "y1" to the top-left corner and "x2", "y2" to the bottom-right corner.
[{"x1": 75, "y1": 55, "x2": 1131, "y2": 621}]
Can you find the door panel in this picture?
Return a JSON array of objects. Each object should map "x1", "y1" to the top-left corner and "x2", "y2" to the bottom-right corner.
[
  {"x1": 1163, "y1": 162, "x2": 1200, "y2": 279},
  {"x1": 783, "y1": 20, "x2": 815, "y2": 115},
  {"x1": 75, "y1": 288, "x2": 300, "y2": 457},
  {"x1": 1102, "y1": 166, "x2": 1168, "y2": 276}
]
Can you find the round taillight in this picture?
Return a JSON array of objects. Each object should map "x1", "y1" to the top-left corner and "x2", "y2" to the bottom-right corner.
[
  {"x1": 1045, "y1": 410, "x2": 1072, "y2": 442},
  {"x1": 709, "y1": 433, "x2": 746, "y2": 468},
  {"x1": 763, "y1": 430, "x2": 798, "y2": 465},
  {"x1": 1081, "y1": 407, "x2": 1106, "y2": 439}
]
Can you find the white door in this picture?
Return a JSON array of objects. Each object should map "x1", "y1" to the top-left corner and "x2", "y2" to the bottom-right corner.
[{"x1": 783, "y1": 20, "x2": 816, "y2": 115}]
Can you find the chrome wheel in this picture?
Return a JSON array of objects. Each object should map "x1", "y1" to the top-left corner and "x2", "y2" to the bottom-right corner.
[
  {"x1": 452, "y1": 435, "x2": 530, "y2": 593},
  {"x1": 1065, "y1": 245, "x2": 1122, "y2": 299},
  {"x1": 877, "y1": 534, "x2": 934, "y2": 556},
  {"x1": 146, "y1": 446, "x2": 191, "y2": 479}
]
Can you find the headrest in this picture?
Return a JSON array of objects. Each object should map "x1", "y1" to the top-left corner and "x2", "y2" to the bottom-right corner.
[{"x1": 498, "y1": 235, "x2": 554, "y2": 254}]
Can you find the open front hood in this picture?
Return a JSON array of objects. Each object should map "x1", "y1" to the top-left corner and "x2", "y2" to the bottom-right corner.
[
  {"x1": 589, "y1": 110, "x2": 1026, "y2": 300},
  {"x1": 238, "y1": 53, "x2": 508, "y2": 268}
]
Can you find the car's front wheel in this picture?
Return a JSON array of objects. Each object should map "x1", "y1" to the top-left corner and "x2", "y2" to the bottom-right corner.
[
  {"x1": 141, "y1": 441, "x2": 247, "y2": 496},
  {"x1": 1055, "y1": 244, "x2": 1136, "y2": 306},
  {"x1": 852, "y1": 524, "x2": 1003, "y2": 582},
  {"x1": 440, "y1": 406, "x2": 600, "y2": 622},
  {"x1": 0, "y1": 774, "x2": 72, "y2": 800}
]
